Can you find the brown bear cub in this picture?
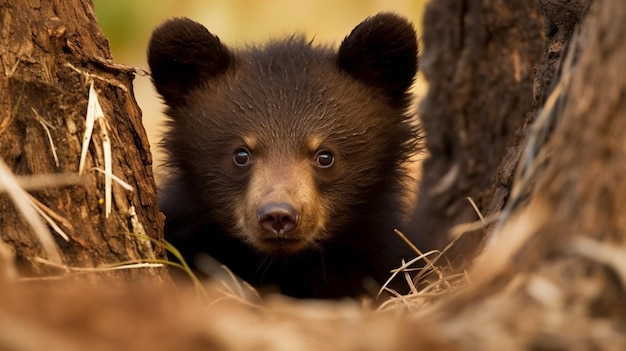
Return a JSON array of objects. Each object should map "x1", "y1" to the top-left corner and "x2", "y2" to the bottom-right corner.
[{"x1": 148, "y1": 13, "x2": 420, "y2": 299}]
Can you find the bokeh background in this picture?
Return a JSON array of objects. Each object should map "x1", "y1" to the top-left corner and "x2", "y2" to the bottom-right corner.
[{"x1": 92, "y1": 0, "x2": 427, "y2": 182}]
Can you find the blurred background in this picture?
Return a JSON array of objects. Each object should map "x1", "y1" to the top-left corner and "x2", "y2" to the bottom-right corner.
[{"x1": 92, "y1": 0, "x2": 428, "y2": 182}]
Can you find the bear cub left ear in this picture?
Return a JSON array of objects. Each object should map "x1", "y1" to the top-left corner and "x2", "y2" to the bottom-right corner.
[
  {"x1": 147, "y1": 18, "x2": 233, "y2": 107},
  {"x1": 337, "y1": 13, "x2": 418, "y2": 101}
]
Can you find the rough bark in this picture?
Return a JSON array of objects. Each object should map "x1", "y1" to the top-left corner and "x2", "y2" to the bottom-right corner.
[
  {"x1": 428, "y1": 1, "x2": 626, "y2": 347},
  {"x1": 483, "y1": 0, "x2": 592, "y2": 229},
  {"x1": 0, "y1": 0, "x2": 167, "y2": 281},
  {"x1": 405, "y1": 0, "x2": 544, "y2": 262}
]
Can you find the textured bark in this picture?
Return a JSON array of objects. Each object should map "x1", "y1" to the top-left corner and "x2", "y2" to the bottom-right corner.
[
  {"x1": 431, "y1": 1, "x2": 626, "y2": 346},
  {"x1": 0, "y1": 0, "x2": 167, "y2": 281},
  {"x1": 530, "y1": 0, "x2": 625, "y2": 246},
  {"x1": 406, "y1": 0, "x2": 544, "y2": 261},
  {"x1": 483, "y1": 0, "x2": 593, "y2": 228}
]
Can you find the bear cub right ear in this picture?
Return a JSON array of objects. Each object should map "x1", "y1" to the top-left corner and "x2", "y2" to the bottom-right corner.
[{"x1": 147, "y1": 18, "x2": 232, "y2": 107}]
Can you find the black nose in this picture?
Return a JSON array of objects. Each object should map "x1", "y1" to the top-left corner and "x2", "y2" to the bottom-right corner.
[{"x1": 257, "y1": 202, "x2": 299, "y2": 235}]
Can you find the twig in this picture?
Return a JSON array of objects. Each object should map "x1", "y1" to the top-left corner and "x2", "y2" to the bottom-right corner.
[
  {"x1": 26, "y1": 194, "x2": 70, "y2": 241},
  {"x1": 31, "y1": 108, "x2": 59, "y2": 167},
  {"x1": 0, "y1": 173, "x2": 85, "y2": 192},
  {"x1": 0, "y1": 158, "x2": 62, "y2": 264}
]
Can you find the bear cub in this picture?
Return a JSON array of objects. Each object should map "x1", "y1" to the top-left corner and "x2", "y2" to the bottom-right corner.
[{"x1": 148, "y1": 13, "x2": 420, "y2": 299}]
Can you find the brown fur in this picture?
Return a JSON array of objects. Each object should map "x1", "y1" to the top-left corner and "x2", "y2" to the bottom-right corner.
[{"x1": 149, "y1": 13, "x2": 421, "y2": 299}]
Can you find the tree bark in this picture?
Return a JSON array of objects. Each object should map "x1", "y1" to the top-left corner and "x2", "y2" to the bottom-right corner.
[
  {"x1": 483, "y1": 0, "x2": 593, "y2": 228},
  {"x1": 427, "y1": 0, "x2": 626, "y2": 346},
  {"x1": 0, "y1": 0, "x2": 167, "y2": 281},
  {"x1": 406, "y1": 0, "x2": 544, "y2": 262}
]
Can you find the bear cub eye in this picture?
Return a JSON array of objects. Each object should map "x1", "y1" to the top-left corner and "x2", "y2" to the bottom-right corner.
[
  {"x1": 314, "y1": 149, "x2": 335, "y2": 168},
  {"x1": 233, "y1": 148, "x2": 252, "y2": 166}
]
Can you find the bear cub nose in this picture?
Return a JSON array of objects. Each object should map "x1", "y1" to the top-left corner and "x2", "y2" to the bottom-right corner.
[{"x1": 258, "y1": 202, "x2": 299, "y2": 235}]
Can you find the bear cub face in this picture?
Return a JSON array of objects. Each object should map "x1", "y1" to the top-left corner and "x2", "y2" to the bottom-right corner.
[{"x1": 149, "y1": 13, "x2": 419, "y2": 298}]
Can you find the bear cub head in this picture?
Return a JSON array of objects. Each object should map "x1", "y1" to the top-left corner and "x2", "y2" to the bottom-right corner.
[{"x1": 149, "y1": 13, "x2": 419, "y2": 297}]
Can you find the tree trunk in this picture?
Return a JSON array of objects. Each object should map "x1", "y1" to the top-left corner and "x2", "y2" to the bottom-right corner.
[
  {"x1": 425, "y1": 0, "x2": 626, "y2": 347},
  {"x1": 0, "y1": 0, "x2": 167, "y2": 281},
  {"x1": 406, "y1": 0, "x2": 544, "y2": 262}
]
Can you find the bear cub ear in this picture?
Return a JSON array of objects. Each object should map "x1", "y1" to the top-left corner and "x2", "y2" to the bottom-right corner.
[
  {"x1": 338, "y1": 13, "x2": 418, "y2": 101},
  {"x1": 147, "y1": 18, "x2": 232, "y2": 106}
]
